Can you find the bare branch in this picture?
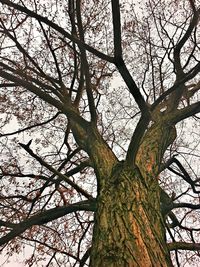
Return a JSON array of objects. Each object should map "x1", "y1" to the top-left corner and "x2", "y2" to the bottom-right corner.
[
  {"x1": 126, "y1": 114, "x2": 150, "y2": 165},
  {"x1": 0, "y1": 112, "x2": 61, "y2": 137},
  {"x1": 170, "y1": 101, "x2": 200, "y2": 124},
  {"x1": 0, "y1": 68, "x2": 88, "y2": 128},
  {"x1": 173, "y1": 6, "x2": 200, "y2": 78},
  {"x1": 152, "y1": 61, "x2": 200, "y2": 110},
  {"x1": 173, "y1": 202, "x2": 200, "y2": 210},
  {"x1": 0, "y1": 0, "x2": 115, "y2": 63},
  {"x1": 168, "y1": 242, "x2": 200, "y2": 251},
  {"x1": 116, "y1": 59, "x2": 150, "y2": 114},
  {"x1": 0, "y1": 199, "x2": 96, "y2": 246},
  {"x1": 19, "y1": 142, "x2": 93, "y2": 199},
  {"x1": 111, "y1": 0, "x2": 122, "y2": 59},
  {"x1": 76, "y1": 0, "x2": 97, "y2": 123}
]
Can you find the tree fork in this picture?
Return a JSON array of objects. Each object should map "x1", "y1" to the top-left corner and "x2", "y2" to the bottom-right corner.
[{"x1": 89, "y1": 121, "x2": 177, "y2": 266}]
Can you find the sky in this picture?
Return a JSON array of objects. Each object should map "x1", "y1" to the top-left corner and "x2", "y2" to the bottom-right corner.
[{"x1": 0, "y1": 256, "x2": 24, "y2": 267}]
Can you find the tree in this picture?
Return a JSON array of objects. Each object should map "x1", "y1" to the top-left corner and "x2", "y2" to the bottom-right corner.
[{"x1": 0, "y1": 0, "x2": 200, "y2": 266}]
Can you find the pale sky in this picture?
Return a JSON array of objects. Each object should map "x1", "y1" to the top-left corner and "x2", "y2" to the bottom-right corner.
[{"x1": 0, "y1": 258, "x2": 24, "y2": 267}]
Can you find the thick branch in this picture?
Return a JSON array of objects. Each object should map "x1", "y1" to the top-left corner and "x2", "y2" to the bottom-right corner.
[
  {"x1": 115, "y1": 59, "x2": 149, "y2": 114},
  {"x1": 166, "y1": 157, "x2": 200, "y2": 193},
  {"x1": 66, "y1": 160, "x2": 91, "y2": 177},
  {"x1": 173, "y1": 202, "x2": 200, "y2": 210},
  {"x1": 0, "y1": 61, "x2": 60, "y2": 97},
  {"x1": 111, "y1": 0, "x2": 122, "y2": 59},
  {"x1": 170, "y1": 101, "x2": 200, "y2": 124},
  {"x1": 76, "y1": 0, "x2": 97, "y2": 123},
  {"x1": 0, "y1": 82, "x2": 16, "y2": 87},
  {"x1": 168, "y1": 242, "x2": 200, "y2": 251},
  {"x1": 80, "y1": 247, "x2": 91, "y2": 267},
  {"x1": 0, "y1": 199, "x2": 96, "y2": 246},
  {"x1": 0, "y1": 70, "x2": 117, "y2": 190},
  {"x1": 0, "y1": 68, "x2": 87, "y2": 128},
  {"x1": 126, "y1": 113, "x2": 150, "y2": 165},
  {"x1": 0, "y1": 68, "x2": 61, "y2": 106},
  {"x1": 173, "y1": 6, "x2": 200, "y2": 77},
  {"x1": 152, "y1": 61, "x2": 200, "y2": 110}
]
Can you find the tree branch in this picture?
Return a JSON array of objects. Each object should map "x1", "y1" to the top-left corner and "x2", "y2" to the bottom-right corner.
[
  {"x1": 126, "y1": 114, "x2": 150, "y2": 165},
  {"x1": 76, "y1": 0, "x2": 97, "y2": 123},
  {"x1": 19, "y1": 142, "x2": 93, "y2": 200},
  {"x1": 0, "y1": 112, "x2": 61, "y2": 137},
  {"x1": 80, "y1": 247, "x2": 91, "y2": 267},
  {"x1": 173, "y1": 6, "x2": 200, "y2": 78},
  {"x1": 0, "y1": 68, "x2": 88, "y2": 128},
  {"x1": 39, "y1": 21, "x2": 62, "y2": 83},
  {"x1": 0, "y1": 61, "x2": 61, "y2": 97},
  {"x1": 173, "y1": 202, "x2": 200, "y2": 210},
  {"x1": 0, "y1": 21, "x2": 59, "y2": 89},
  {"x1": 168, "y1": 242, "x2": 200, "y2": 251},
  {"x1": 170, "y1": 101, "x2": 200, "y2": 124},
  {"x1": 115, "y1": 59, "x2": 150, "y2": 114},
  {"x1": 0, "y1": 0, "x2": 114, "y2": 63},
  {"x1": 166, "y1": 157, "x2": 200, "y2": 193},
  {"x1": 111, "y1": 0, "x2": 122, "y2": 60},
  {"x1": 152, "y1": 61, "x2": 200, "y2": 110},
  {"x1": 0, "y1": 199, "x2": 96, "y2": 246}
]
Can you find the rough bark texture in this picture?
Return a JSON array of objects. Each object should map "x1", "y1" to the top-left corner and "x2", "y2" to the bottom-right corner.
[
  {"x1": 90, "y1": 164, "x2": 172, "y2": 267},
  {"x1": 89, "y1": 122, "x2": 176, "y2": 267}
]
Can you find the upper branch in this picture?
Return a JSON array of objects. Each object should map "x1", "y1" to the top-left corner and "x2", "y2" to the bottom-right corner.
[
  {"x1": 116, "y1": 59, "x2": 150, "y2": 115},
  {"x1": 0, "y1": 20, "x2": 59, "y2": 89},
  {"x1": 173, "y1": 4, "x2": 200, "y2": 78},
  {"x1": 0, "y1": 67, "x2": 88, "y2": 129},
  {"x1": 0, "y1": 68, "x2": 62, "y2": 108},
  {"x1": 0, "y1": 0, "x2": 114, "y2": 63},
  {"x1": 110, "y1": 1, "x2": 149, "y2": 115},
  {"x1": 76, "y1": 0, "x2": 97, "y2": 123},
  {"x1": 39, "y1": 22, "x2": 62, "y2": 83},
  {"x1": 0, "y1": 112, "x2": 61, "y2": 137},
  {"x1": 111, "y1": 0, "x2": 122, "y2": 60},
  {"x1": 152, "y1": 61, "x2": 200, "y2": 110}
]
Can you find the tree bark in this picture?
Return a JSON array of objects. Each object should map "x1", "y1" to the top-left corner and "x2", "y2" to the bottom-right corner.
[
  {"x1": 89, "y1": 164, "x2": 172, "y2": 267},
  {"x1": 89, "y1": 122, "x2": 176, "y2": 267}
]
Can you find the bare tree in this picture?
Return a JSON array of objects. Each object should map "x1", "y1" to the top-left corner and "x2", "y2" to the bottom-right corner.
[{"x1": 0, "y1": 0, "x2": 200, "y2": 266}]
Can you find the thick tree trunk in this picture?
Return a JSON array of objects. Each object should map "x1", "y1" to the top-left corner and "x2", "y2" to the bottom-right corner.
[
  {"x1": 89, "y1": 122, "x2": 176, "y2": 267},
  {"x1": 89, "y1": 164, "x2": 172, "y2": 267}
]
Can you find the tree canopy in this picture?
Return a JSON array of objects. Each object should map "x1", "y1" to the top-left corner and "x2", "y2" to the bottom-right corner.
[{"x1": 0, "y1": 0, "x2": 200, "y2": 266}]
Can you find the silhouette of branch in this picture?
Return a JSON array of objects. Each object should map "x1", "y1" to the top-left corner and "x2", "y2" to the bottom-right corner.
[
  {"x1": 19, "y1": 142, "x2": 93, "y2": 199},
  {"x1": 0, "y1": 0, "x2": 115, "y2": 63},
  {"x1": 0, "y1": 112, "x2": 61, "y2": 137},
  {"x1": 167, "y1": 157, "x2": 200, "y2": 193},
  {"x1": 111, "y1": 0, "x2": 122, "y2": 60},
  {"x1": 168, "y1": 242, "x2": 200, "y2": 251},
  {"x1": 0, "y1": 199, "x2": 96, "y2": 246}
]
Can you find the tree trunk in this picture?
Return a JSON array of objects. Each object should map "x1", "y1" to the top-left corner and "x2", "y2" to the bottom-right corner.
[
  {"x1": 89, "y1": 163, "x2": 172, "y2": 267},
  {"x1": 89, "y1": 122, "x2": 176, "y2": 267}
]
